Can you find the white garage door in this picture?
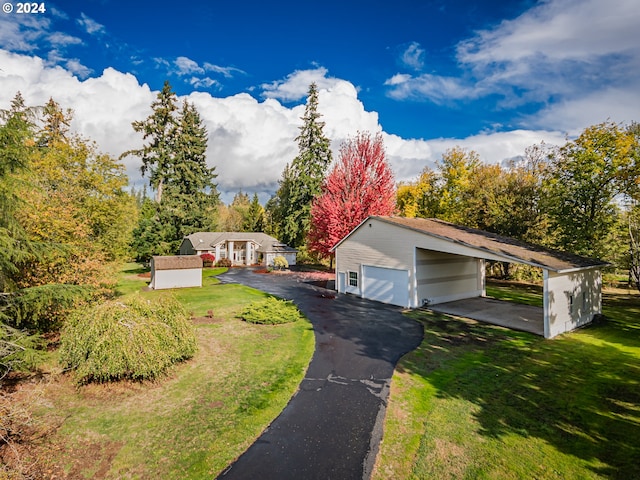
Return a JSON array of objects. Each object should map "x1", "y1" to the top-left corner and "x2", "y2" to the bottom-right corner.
[{"x1": 362, "y1": 266, "x2": 409, "y2": 307}]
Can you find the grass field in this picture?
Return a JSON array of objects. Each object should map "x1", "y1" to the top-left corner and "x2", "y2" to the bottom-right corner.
[
  {"x1": 373, "y1": 281, "x2": 640, "y2": 480},
  {"x1": 10, "y1": 264, "x2": 315, "y2": 479}
]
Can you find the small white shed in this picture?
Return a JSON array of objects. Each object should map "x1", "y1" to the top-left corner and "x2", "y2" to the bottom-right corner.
[
  {"x1": 150, "y1": 255, "x2": 203, "y2": 290},
  {"x1": 332, "y1": 216, "x2": 608, "y2": 339}
]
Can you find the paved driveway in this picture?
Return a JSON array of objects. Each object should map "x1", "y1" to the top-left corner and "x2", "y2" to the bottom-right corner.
[{"x1": 216, "y1": 268, "x2": 423, "y2": 480}]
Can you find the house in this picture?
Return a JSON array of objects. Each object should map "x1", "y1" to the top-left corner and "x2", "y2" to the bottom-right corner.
[
  {"x1": 150, "y1": 255, "x2": 203, "y2": 290},
  {"x1": 179, "y1": 232, "x2": 297, "y2": 267},
  {"x1": 332, "y1": 216, "x2": 608, "y2": 338}
]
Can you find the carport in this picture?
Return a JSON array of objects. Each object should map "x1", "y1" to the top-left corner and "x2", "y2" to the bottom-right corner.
[
  {"x1": 333, "y1": 216, "x2": 609, "y2": 338},
  {"x1": 428, "y1": 297, "x2": 544, "y2": 336}
]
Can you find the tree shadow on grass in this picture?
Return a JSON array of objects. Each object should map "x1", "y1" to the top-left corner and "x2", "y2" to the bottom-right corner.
[{"x1": 399, "y1": 309, "x2": 640, "y2": 480}]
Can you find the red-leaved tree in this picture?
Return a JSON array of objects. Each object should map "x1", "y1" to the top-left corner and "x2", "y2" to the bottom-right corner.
[{"x1": 308, "y1": 132, "x2": 395, "y2": 265}]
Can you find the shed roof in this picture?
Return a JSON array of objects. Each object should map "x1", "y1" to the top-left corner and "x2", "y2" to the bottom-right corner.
[
  {"x1": 183, "y1": 232, "x2": 297, "y2": 253},
  {"x1": 336, "y1": 216, "x2": 608, "y2": 272},
  {"x1": 152, "y1": 255, "x2": 203, "y2": 271}
]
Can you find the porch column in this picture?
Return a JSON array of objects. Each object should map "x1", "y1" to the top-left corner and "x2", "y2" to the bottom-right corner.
[
  {"x1": 228, "y1": 241, "x2": 234, "y2": 264},
  {"x1": 245, "y1": 242, "x2": 251, "y2": 265},
  {"x1": 215, "y1": 244, "x2": 220, "y2": 261}
]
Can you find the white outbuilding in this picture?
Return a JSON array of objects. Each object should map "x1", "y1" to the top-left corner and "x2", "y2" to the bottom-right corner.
[
  {"x1": 150, "y1": 255, "x2": 203, "y2": 290},
  {"x1": 332, "y1": 216, "x2": 608, "y2": 339}
]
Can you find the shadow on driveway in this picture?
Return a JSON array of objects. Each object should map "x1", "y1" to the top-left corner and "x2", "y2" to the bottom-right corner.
[{"x1": 216, "y1": 268, "x2": 423, "y2": 480}]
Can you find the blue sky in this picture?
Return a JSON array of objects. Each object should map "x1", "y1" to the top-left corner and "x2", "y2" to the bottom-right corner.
[{"x1": 1, "y1": 0, "x2": 639, "y2": 199}]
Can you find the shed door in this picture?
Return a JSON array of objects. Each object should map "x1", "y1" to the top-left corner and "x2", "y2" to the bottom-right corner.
[{"x1": 362, "y1": 266, "x2": 409, "y2": 307}]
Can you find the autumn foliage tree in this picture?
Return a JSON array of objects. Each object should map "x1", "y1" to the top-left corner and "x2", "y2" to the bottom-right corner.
[{"x1": 308, "y1": 132, "x2": 395, "y2": 264}]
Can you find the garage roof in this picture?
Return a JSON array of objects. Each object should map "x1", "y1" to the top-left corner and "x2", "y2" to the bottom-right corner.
[
  {"x1": 152, "y1": 255, "x2": 203, "y2": 270},
  {"x1": 338, "y1": 216, "x2": 608, "y2": 272}
]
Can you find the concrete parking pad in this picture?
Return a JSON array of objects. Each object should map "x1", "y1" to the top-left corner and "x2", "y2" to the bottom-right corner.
[{"x1": 427, "y1": 297, "x2": 544, "y2": 336}]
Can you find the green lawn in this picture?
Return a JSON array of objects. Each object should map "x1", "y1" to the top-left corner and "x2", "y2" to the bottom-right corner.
[
  {"x1": 374, "y1": 282, "x2": 640, "y2": 480},
  {"x1": 25, "y1": 264, "x2": 315, "y2": 479}
]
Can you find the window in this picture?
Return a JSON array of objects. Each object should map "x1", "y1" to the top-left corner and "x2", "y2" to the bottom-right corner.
[{"x1": 348, "y1": 271, "x2": 358, "y2": 287}]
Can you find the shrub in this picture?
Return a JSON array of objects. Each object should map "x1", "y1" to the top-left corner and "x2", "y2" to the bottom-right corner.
[
  {"x1": 215, "y1": 258, "x2": 232, "y2": 268},
  {"x1": 59, "y1": 295, "x2": 197, "y2": 384},
  {"x1": 272, "y1": 256, "x2": 289, "y2": 270},
  {"x1": 239, "y1": 297, "x2": 303, "y2": 325},
  {"x1": 0, "y1": 323, "x2": 45, "y2": 378},
  {"x1": 200, "y1": 253, "x2": 215, "y2": 266}
]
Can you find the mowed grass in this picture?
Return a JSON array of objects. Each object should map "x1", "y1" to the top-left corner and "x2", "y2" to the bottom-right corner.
[
  {"x1": 374, "y1": 281, "x2": 640, "y2": 480},
  {"x1": 25, "y1": 264, "x2": 315, "y2": 479}
]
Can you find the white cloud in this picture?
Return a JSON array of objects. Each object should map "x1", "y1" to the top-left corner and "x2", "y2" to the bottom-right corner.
[
  {"x1": 0, "y1": 49, "x2": 569, "y2": 201},
  {"x1": 384, "y1": 73, "x2": 481, "y2": 104},
  {"x1": 65, "y1": 58, "x2": 93, "y2": 78},
  {"x1": 189, "y1": 76, "x2": 219, "y2": 89},
  {"x1": 0, "y1": 12, "x2": 53, "y2": 52},
  {"x1": 203, "y1": 62, "x2": 245, "y2": 78},
  {"x1": 400, "y1": 42, "x2": 425, "y2": 70},
  {"x1": 261, "y1": 67, "x2": 342, "y2": 102},
  {"x1": 174, "y1": 56, "x2": 204, "y2": 76},
  {"x1": 385, "y1": 0, "x2": 640, "y2": 132},
  {"x1": 77, "y1": 13, "x2": 105, "y2": 35}
]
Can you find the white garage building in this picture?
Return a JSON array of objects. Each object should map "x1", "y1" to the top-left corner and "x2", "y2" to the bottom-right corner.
[{"x1": 332, "y1": 216, "x2": 608, "y2": 338}]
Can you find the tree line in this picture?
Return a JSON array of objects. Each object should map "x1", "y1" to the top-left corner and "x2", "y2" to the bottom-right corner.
[
  {"x1": 2, "y1": 82, "x2": 639, "y2": 376},
  {"x1": 397, "y1": 123, "x2": 640, "y2": 277}
]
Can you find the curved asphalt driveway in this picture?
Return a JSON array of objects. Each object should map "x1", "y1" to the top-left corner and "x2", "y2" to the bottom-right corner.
[{"x1": 216, "y1": 268, "x2": 423, "y2": 480}]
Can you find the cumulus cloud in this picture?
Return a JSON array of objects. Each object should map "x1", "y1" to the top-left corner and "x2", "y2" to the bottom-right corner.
[
  {"x1": 261, "y1": 67, "x2": 344, "y2": 102},
  {"x1": 0, "y1": 49, "x2": 567, "y2": 202},
  {"x1": 385, "y1": 0, "x2": 640, "y2": 132}
]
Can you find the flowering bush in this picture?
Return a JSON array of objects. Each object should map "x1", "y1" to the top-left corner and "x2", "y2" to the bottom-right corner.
[{"x1": 200, "y1": 253, "x2": 215, "y2": 266}]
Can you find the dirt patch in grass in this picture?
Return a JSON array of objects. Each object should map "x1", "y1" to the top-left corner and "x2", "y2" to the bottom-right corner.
[{"x1": 137, "y1": 272, "x2": 151, "y2": 278}]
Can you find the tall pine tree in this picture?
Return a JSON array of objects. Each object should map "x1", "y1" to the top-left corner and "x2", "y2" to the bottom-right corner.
[
  {"x1": 125, "y1": 83, "x2": 219, "y2": 259},
  {"x1": 125, "y1": 80, "x2": 179, "y2": 204},
  {"x1": 270, "y1": 83, "x2": 332, "y2": 247}
]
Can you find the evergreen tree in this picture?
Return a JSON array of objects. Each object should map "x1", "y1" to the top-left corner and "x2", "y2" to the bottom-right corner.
[
  {"x1": 124, "y1": 80, "x2": 179, "y2": 203},
  {"x1": 245, "y1": 193, "x2": 265, "y2": 232},
  {"x1": 0, "y1": 93, "x2": 36, "y2": 292},
  {"x1": 125, "y1": 83, "x2": 219, "y2": 258},
  {"x1": 269, "y1": 83, "x2": 332, "y2": 247}
]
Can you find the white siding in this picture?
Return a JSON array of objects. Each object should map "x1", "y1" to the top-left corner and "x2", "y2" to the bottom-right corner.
[
  {"x1": 416, "y1": 249, "x2": 482, "y2": 306},
  {"x1": 545, "y1": 268, "x2": 602, "y2": 338},
  {"x1": 335, "y1": 219, "x2": 414, "y2": 301},
  {"x1": 151, "y1": 268, "x2": 202, "y2": 290},
  {"x1": 335, "y1": 218, "x2": 489, "y2": 307},
  {"x1": 265, "y1": 252, "x2": 297, "y2": 267}
]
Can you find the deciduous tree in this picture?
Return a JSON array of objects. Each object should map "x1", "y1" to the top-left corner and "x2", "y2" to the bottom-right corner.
[
  {"x1": 308, "y1": 132, "x2": 395, "y2": 264},
  {"x1": 545, "y1": 121, "x2": 639, "y2": 259}
]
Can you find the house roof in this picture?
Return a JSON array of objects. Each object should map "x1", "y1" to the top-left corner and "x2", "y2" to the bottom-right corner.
[
  {"x1": 183, "y1": 232, "x2": 297, "y2": 254},
  {"x1": 334, "y1": 216, "x2": 608, "y2": 272},
  {"x1": 152, "y1": 255, "x2": 203, "y2": 270}
]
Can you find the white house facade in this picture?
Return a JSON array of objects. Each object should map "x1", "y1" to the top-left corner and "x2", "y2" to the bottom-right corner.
[
  {"x1": 332, "y1": 216, "x2": 607, "y2": 339},
  {"x1": 180, "y1": 232, "x2": 297, "y2": 267}
]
